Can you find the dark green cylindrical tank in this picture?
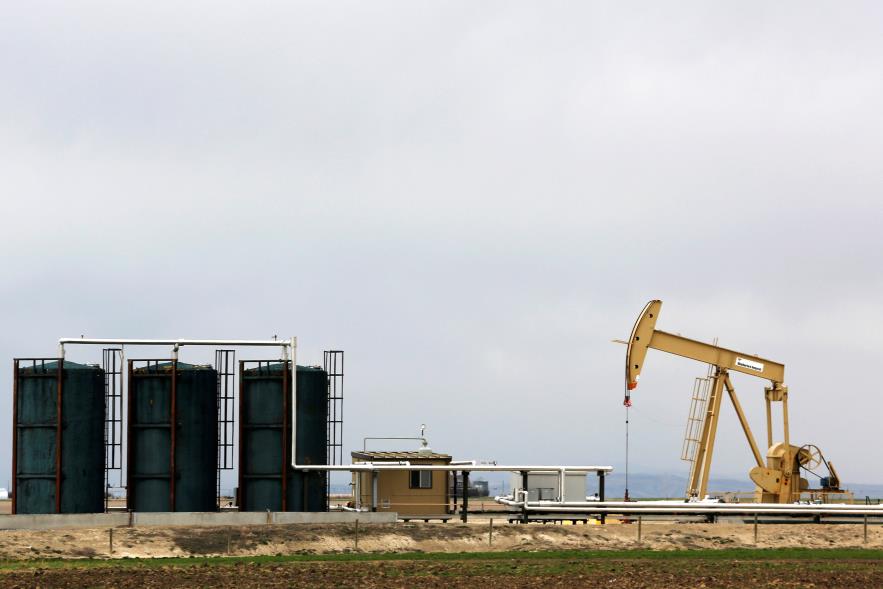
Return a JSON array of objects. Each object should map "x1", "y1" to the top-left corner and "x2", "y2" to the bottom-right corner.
[
  {"x1": 13, "y1": 360, "x2": 105, "y2": 514},
  {"x1": 128, "y1": 361, "x2": 218, "y2": 512},
  {"x1": 239, "y1": 362, "x2": 327, "y2": 512}
]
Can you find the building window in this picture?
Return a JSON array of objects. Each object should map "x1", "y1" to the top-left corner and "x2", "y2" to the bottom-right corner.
[{"x1": 410, "y1": 470, "x2": 432, "y2": 489}]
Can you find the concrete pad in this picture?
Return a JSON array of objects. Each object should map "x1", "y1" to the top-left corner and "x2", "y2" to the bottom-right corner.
[
  {"x1": 132, "y1": 512, "x2": 269, "y2": 527},
  {"x1": 0, "y1": 513, "x2": 130, "y2": 530},
  {"x1": 0, "y1": 511, "x2": 397, "y2": 530},
  {"x1": 273, "y1": 512, "x2": 397, "y2": 524}
]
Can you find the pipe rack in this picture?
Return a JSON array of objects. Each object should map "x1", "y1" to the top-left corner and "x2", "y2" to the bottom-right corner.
[
  {"x1": 494, "y1": 498, "x2": 883, "y2": 518},
  {"x1": 57, "y1": 336, "x2": 300, "y2": 471}
]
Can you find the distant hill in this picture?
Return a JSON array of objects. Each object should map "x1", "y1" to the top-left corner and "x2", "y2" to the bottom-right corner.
[
  {"x1": 585, "y1": 473, "x2": 883, "y2": 501},
  {"x1": 589, "y1": 473, "x2": 883, "y2": 499},
  {"x1": 332, "y1": 473, "x2": 883, "y2": 501},
  {"x1": 585, "y1": 473, "x2": 750, "y2": 499}
]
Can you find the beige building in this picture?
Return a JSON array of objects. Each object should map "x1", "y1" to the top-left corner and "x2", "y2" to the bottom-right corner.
[{"x1": 351, "y1": 451, "x2": 452, "y2": 516}]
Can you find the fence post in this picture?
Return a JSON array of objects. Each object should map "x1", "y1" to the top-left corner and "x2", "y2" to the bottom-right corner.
[
  {"x1": 109, "y1": 528, "x2": 113, "y2": 555},
  {"x1": 637, "y1": 516, "x2": 642, "y2": 544},
  {"x1": 754, "y1": 514, "x2": 758, "y2": 544},
  {"x1": 489, "y1": 518, "x2": 494, "y2": 546}
]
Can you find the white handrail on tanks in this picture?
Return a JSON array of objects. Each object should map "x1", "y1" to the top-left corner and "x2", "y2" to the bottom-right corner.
[
  {"x1": 56, "y1": 337, "x2": 614, "y2": 476},
  {"x1": 58, "y1": 338, "x2": 293, "y2": 356}
]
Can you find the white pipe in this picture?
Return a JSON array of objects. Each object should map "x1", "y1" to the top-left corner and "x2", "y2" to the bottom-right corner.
[
  {"x1": 55, "y1": 336, "x2": 305, "y2": 472},
  {"x1": 291, "y1": 464, "x2": 613, "y2": 472},
  {"x1": 58, "y1": 338, "x2": 292, "y2": 347},
  {"x1": 296, "y1": 337, "x2": 298, "y2": 470},
  {"x1": 495, "y1": 498, "x2": 879, "y2": 510},
  {"x1": 515, "y1": 505, "x2": 883, "y2": 516},
  {"x1": 544, "y1": 500, "x2": 876, "y2": 510},
  {"x1": 492, "y1": 498, "x2": 883, "y2": 516},
  {"x1": 497, "y1": 499, "x2": 609, "y2": 507},
  {"x1": 58, "y1": 337, "x2": 292, "y2": 363}
]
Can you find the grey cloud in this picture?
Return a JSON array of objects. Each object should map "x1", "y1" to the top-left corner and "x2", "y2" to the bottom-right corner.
[{"x1": 0, "y1": 1, "x2": 881, "y2": 491}]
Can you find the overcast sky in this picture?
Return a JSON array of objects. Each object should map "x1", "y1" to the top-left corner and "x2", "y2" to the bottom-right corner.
[{"x1": 2, "y1": 1, "x2": 882, "y2": 493}]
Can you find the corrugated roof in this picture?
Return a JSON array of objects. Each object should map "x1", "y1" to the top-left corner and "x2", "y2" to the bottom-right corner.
[{"x1": 351, "y1": 451, "x2": 452, "y2": 462}]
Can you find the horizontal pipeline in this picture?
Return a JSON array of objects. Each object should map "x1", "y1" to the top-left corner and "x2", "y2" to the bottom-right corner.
[
  {"x1": 296, "y1": 464, "x2": 613, "y2": 473},
  {"x1": 498, "y1": 499, "x2": 881, "y2": 511},
  {"x1": 494, "y1": 500, "x2": 883, "y2": 517},
  {"x1": 57, "y1": 337, "x2": 296, "y2": 360},
  {"x1": 58, "y1": 338, "x2": 291, "y2": 347}
]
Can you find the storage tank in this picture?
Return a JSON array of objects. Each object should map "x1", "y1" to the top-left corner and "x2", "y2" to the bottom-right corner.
[
  {"x1": 13, "y1": 359, "x2": 105, "y2": 514},
  {"x1": 127, "y1": 361, "x2": 218, "y2": 512},
  {"x1": 239, "y1": 362, "x2": 327, "y2": 511}
]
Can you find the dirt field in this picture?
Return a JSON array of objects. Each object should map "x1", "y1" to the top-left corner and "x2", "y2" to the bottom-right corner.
[
  {"x1": 1, "y1": 550, "x2": 882, "y2": 588},
  {"x1": 0, "y1": 521, "x2": 880, "y2": 560},
  {"x1": 0, "y1": 522, "x2": 880, "y2": 587}
]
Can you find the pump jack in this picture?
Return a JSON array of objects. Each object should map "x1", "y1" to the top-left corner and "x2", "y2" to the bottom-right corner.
[{"x1": 625, "y1": 300, "x2": 843, "y2": 503}]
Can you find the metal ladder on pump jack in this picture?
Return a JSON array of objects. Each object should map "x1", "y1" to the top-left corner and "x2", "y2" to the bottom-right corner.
[
  {"x1": 324, "y1": 351, "x2": 344, "y2": 510},
  {"x1": 623, "y1": 333, "x2": 717, "y2": 502},
  {"x1": 681, "y1": 375, "x2": 711, "y2": 474},
  {"x1": 680, "y1": 340, "x2": 716, "y2": 497}
]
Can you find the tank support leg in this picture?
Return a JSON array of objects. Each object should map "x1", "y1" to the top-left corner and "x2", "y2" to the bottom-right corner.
[
  {"x1": 598, "y1": 471, "x2": 606, "y2": 524},
  {"x1": 520, "y1": 471, "x2": 528, "y2": 524},
  {"x1": 461, "y1": 471, "x2": 469, "y2": 523}
]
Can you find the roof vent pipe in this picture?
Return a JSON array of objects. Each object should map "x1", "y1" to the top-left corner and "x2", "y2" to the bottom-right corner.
[{"x1": 417, "y1": 424, "x2": 432, "y2": 455}]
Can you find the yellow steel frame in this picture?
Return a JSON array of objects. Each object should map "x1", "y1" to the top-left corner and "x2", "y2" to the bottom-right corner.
[{"x1": 626, "y1": 300, "x2": 792, "y2": 501}]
